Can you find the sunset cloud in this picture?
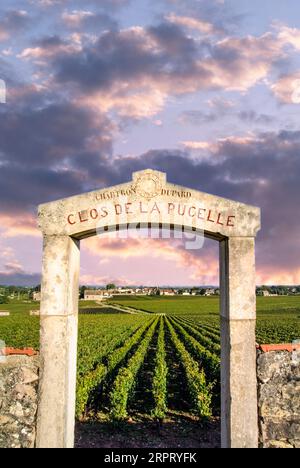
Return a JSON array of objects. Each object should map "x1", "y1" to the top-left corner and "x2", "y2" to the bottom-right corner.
[
  {"x1": 0, "y1": 10, "x2": 30, "y2": 42},
  {"x1": 80, "y1": 86, "x2": 167, "y2": 118},
  {"x1": 0, "y1": 30, "x2": 9, "y2": 42},
  {"x1": 257, "y1": 267, "x2": 300, "y2": 286},
  {"x1": 278, "y1": 25, "x2": 300, "y2": 50},
  {"x1": 81, "y1": 235, "x2": 219, "y2": 286},
  {"x1": 31, "y1": 0, "x2": 130, "y2": 7},
  {"x1": 62, "y1": 10, "x2": 94, "y2": 27},
  {"x1": 19, "y1": 36, "x2": 82, "y2": 61},
  {"x1": 0, "y1": 262, "x2": 40, "y2": 286},
  {"x1": 0, "y1": 214, "x2": 39, "y2": 238},
  {"x1": 33, "y1": 25, "x2": 286, "y2": 118},
  {"x1": 166, "y1": 13, "x2": 218, "y2": 35},
  {"x1": 181, "y1": 141, "x2": 216, "y2": 151},
  {"x1": 62, "y1": 9, "x2": 117, "y2": 31},
  {"x1": 271, "y1": 72, "x2": 300, "y2": 104}
]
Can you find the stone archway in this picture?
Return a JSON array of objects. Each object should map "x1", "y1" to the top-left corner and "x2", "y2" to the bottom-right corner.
[{"x1": 36, "y1": 169, "x2": 261, "y2": 449}]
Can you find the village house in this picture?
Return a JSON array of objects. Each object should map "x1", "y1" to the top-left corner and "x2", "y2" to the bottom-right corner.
[
  {"x1": 33, "y1": 292, "x2": 41, "y2": 301},
  {"x1": 204, "y1": 288, "x2": 216, "y2": 296},
  {"x1": 182, "y1": 290, "x2": 191, "y2": 296},
  {"x1": 261, "y1": 290, "x2": 278, "y2": 297},
  {"x1": 140, "y1": 288, "x2": 151, "y2": 295},
  {"x1": 84, "y1": 290, "x2": 112, "y2": 301},
  {"x1": 161, "y1": 289, "x2": 176, "y2": 296},
  {"x1": 115, "y1": 288, "x2": 135, "y2": 295}
]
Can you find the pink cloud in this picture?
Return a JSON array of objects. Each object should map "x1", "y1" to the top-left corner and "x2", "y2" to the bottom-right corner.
[
  {"x1": 81, "y1": 233, "x2": 300, "y2": 286},
  {"x1": 1, "y1": 247, "x2": 15, "y2": 260},
  {"x1": 80, "y1": 234, "x2": 219, "y2": 286},
  {"x1": 81, "y1": 88, "x2": 167, "y2": 119},
  {"x1": 62, "y1": 10, "x2": 94, "y2": 28},
  {"x1": 0, "y1": 10, "x2": 29, "y2": 42},
  {"x1": 182, "y1": 135, "x2": 256, "y2": 153},
  {"x1": 34, "y1": 25, "x2": 287, "y2": 119},
  {"x1": 0, "y1": 29, "x2": 9, "y2": 42},
  {"x1": 0, "y1": 214, "x2": 39, "y2": 238},
  {"x1": 182, "y1": 141, "x2": 216, "y2": 150},
  {"x1": 257, "y1": 266, "x2": 300, "y2": 286},
  {"x1": 166, "y1": 13, "x2": 218, "y2": 35},
  {"x1": 278, "y1": 25, "x2": 300, "y2": 50},
  {"x1": 271, "y1": 72, "x2": 300, "y2": 104},
  {"x1": 18, "y1": 42, "x2": 81, "y2": 61}
]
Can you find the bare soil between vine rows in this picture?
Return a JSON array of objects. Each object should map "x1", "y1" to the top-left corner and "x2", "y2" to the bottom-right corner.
[{"x1": 75, "y1": 416, "x2": 220, "y2": 449}]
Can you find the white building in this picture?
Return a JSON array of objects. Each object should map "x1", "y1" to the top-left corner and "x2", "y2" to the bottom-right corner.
[
  {"x1": 204, "y1": 288, "x2": 215, "y2": 296},
  {"x1": 84, "y1": 290, "x2": 112, "y2": 301},
  {"x1": 115, "y1": 288, "x2": 135, "y2": 295},
  {"x1": 33, "y1": 292, "x2": 41, "y2": 301},
  {"x1": 182, "y1": 290, "x2": 191, "y2": 296},
  {"x1": 161, "y1": 289, "x2": 176, "y2": 296}
]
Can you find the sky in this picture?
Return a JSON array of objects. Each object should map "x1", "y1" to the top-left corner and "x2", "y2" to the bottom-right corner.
[{"x1": 0, "y1": 0, "x2": 300, "y2": 287}]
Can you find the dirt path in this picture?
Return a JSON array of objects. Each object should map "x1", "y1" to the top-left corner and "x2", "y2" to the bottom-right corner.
[
  {"x1": 96, "y1": 301, "x2": 151, "y2": 315},
  {"x1": 75, "y1": 418, "x2": 220, "y2": 449}
]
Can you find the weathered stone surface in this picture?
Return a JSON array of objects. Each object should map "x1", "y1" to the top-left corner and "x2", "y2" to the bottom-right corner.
[
  {"x1": 38, "y1": 169, "x2": 261, "y2": 240},
  {"x1": 0, "y1": 355, "x2": 39, "y2": 448},
  {"x1": 22, "y1": 367, "x2": 39, "y2": 385},
  {"x1": 40, "y1": 236, "x2": 80, "y2": 317},
  {"x1": 221, "y1": 318, "x2": 258, "y2": 448},
  {"x1": 259, "y1": 384, "x2": 300, "y2": 418},
  {"x1": 261, "y1": 419, "x2": 300, "y2": 440},
  {"x1": 266, "y1": 440, "x2": 294, "y2": 449},
  {"x1": 257, "y1": 350, "x2": 299, "y2": 383},
  {"x1": 15, "y1": 383, "x2": 37, "y2": 400},
  {"x1": 36, "y1": 315, "x2": 78, "y2": 448},
  {"x1": 219, "y1": 235, "x2": 258, "y2": 448},
  {"x1": 258, "y1": 350, "x2": 300, "y2": 449}
]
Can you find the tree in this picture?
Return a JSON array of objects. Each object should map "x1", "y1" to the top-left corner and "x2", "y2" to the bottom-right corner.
[
  {"x1": 79, "y1": 286, "x2": 87, "y2": 299},
  {"x1": 106, "y1": 284, "x2": 117, "y2": 290},
  {"x1": 0, "y1": 295, "x2": 8, "y2": 304},
  {"x1": 150, "y1": 287, "x2": 160, "y2": 296}
]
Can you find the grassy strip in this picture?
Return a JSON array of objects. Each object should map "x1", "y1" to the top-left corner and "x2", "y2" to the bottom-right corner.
[
  {"x1": 166, "y1": 318, "x2": 213, "y2": 419},
  {"x1": 76, "y1": 318, "x2": 155, "y2": 417},
  {"x1": 151, "y1": 317, "x2": 168, "y2": 420},
  {"x1": 110, "y1": 318, "x2": 159, "y2": 420}
]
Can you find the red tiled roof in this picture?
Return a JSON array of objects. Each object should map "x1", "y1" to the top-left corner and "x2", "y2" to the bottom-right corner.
[
  {"x1": 259, "y1": 343, "x2": 300, "y2": 353},
  {"x1": 0, "y1": 348, "x2": 38, "y2": 357}
]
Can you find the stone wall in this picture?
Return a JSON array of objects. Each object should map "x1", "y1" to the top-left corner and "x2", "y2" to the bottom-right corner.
[
  {"x1": 0, "y1": 354, "x2": 39, "y2": 448},
  {"x1": 257, "y1": 347, "x2": 300, "y2": 449}
]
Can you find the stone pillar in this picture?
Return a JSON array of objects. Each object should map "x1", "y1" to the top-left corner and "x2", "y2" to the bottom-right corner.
[
  {"x1": 36, "y1": 236, "x2": 80, "y2": 449},
  {"x1": 220, "y1": 237, "x2": 258, "y2": 448}
]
